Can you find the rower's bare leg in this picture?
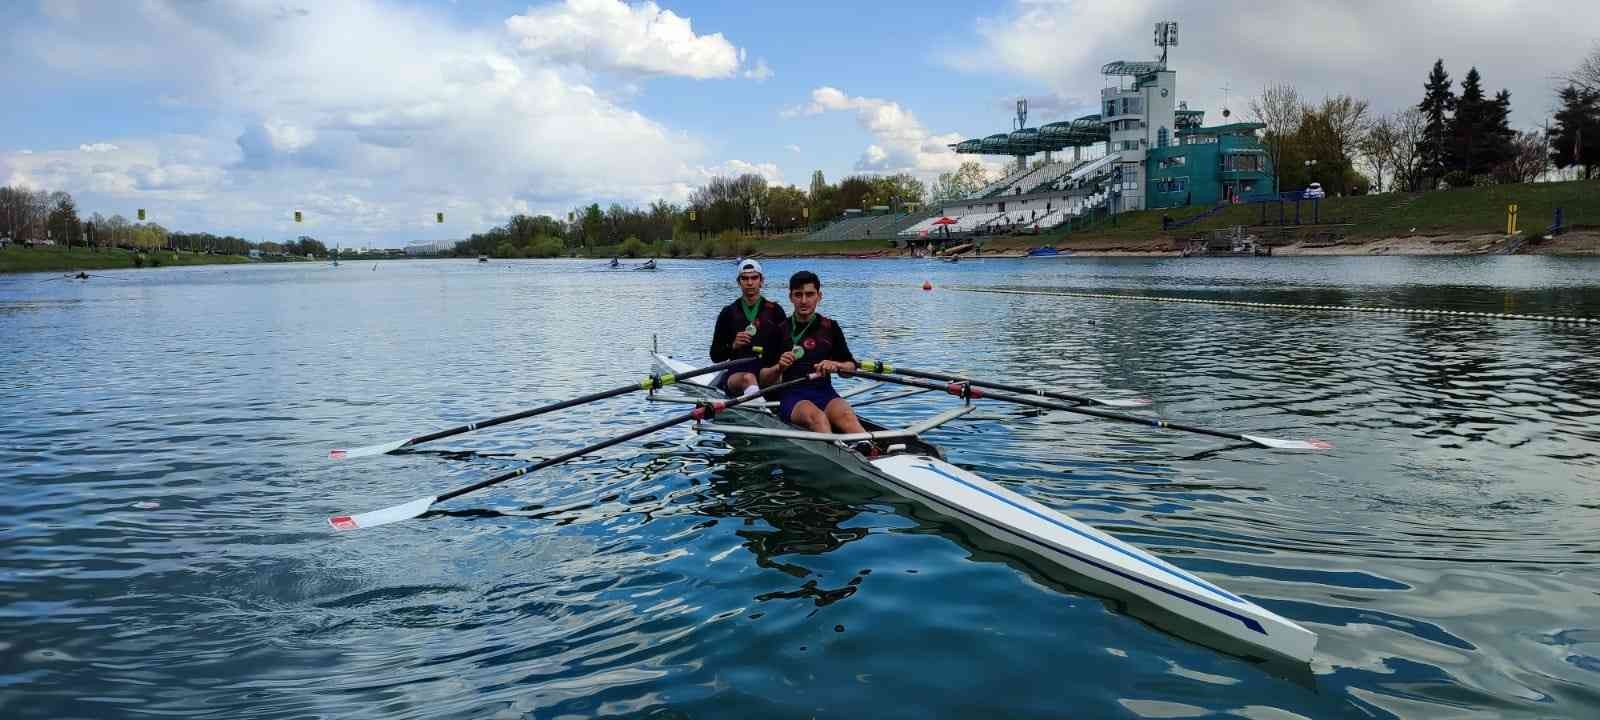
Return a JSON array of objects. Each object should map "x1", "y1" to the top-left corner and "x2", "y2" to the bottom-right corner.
[
  {"x1": 788, "y1": 401, "x2": 831, "y2": 433},
  {"x1": 725, "y1": 371, "x2": 758, "y2": 396},
  {"x1": 823, "y1": 398, "x2": 866, "y2": 435}
]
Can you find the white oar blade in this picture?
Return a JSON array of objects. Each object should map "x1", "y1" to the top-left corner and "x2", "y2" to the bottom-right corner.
[
  {"x1": 1241, "y1": 434, "x2": 1333, "y2": 451},
  {"x1": 328, "y1": 495, "x2": 437, "y2": 531},
  {"x1": 1095, "y1": 397, "x2": 1153, "y2": 408},
  {"x1": 328, "y1": 438, "x2": 408, "y2": 460}
]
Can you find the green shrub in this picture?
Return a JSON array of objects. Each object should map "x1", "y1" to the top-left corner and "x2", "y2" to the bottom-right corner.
[
  {"x1": 619, "y1": 236, "x2": 645, "y2": 258},
  {"x1": 528, "y1": 236, "x2": 565, "y2": 258},
  {"x1": 716, "y1": 229, "x2": 742, "y2": 257}
]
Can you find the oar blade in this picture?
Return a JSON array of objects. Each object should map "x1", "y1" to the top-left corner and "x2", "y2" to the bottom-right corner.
[
  {"x1": 329, "y1": 438, "x2": 408, "y2": 460},
  {"x1": 329, "y1": 495, "x2": 437, "y2": 531},
  {"x1": 1240, "y1": 434, "x2": 1332, "y2": 451}
]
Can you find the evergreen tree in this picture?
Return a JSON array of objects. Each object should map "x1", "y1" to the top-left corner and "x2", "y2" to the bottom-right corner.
[
  {"x1": 1449, "y1": 67, "x2": 1486, "y2": 178},
  {"x1": 1482, "y1": 89, "x2": 1516, "y2": 176},
  {"x1": 1447, "y1": 68, "x2": 1517, "y2": 180},
  {"x1": 1416, "y1": 59, "x2": 1456, "y2": 189},
  {"x1": 1551, "y1": 85, "x2": 1600, "y2": 179}
]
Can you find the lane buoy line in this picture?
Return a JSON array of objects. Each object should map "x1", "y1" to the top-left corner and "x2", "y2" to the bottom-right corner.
[{"x1": 951, "y1": 287, "x2": 1596, "y2": 325}]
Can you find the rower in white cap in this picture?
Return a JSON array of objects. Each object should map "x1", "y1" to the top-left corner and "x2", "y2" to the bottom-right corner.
[{"x1": 708, "y1": 259, "x2": 786, "y2": 397}]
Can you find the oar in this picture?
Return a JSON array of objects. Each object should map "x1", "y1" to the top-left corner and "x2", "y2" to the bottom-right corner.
[
  {"x1": 328, "y1": 372, "x2": 822, "y2": 530},
  {"x1": 864, "y1": 361, "x2": 1151, "y2": 407},
  {"x1": 849, "y1": 363, "x2": 1330, "y2": 451},
  {"x1": 329, "y1": 357, "x2": 757, "y2": 460}
]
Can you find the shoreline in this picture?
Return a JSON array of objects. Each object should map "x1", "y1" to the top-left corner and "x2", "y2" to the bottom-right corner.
[
  {"x1": 752, "y1": 230, "x2": 1600, "y2": 258},
  {"x1": 10, "y1": 231, "x2": 1596, "y2": 273}
]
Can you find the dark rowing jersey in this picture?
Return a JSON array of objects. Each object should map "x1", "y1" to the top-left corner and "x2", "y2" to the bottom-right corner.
[
  {"x1": 710, "y1": 296, "x2": 787, "y2": 367},
  {"x1": 776, "y1": 313, "x2": 854, "y2": 389}
]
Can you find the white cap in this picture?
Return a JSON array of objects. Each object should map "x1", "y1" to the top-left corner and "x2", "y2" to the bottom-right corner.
[{"x1": 737, "y1": 259, "x2": 763, "y2": 277}]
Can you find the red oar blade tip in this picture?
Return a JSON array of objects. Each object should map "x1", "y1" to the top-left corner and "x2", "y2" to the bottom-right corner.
[
  {"x1": 327, "y1": 496, "x2": 437, "y2": 531},
  {"x1": 328, "y1": 438, "x2": 409, "y2": 461}
]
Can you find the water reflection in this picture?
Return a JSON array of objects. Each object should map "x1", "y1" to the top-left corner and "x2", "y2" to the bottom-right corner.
[{"x1": 3, "y1": 257, "x2": 1599, "y2": 718}]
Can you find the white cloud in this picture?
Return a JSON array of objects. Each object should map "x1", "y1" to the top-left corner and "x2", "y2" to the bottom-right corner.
[
  {"x1": 78, "y1": 143, "x2": 120, "y2": 153},
  {"x1": 784, "y1": 144, "x2": 801, "y2": 153},
  {"x1": 743, "y1": 58, "x2": 774, "y2": 81},
  {"x1": 506, "y1": 0, "x2": 743, "y2": 80},
  {"x1": 700, "y1": 159, "x2": 784, "y2": 185},
  {"x1": 954, "y1": 0, "x2": 1600, "y2": 128},
  {"x1": 7, "y1": 0, "x2": 766, "y2": 243},
  {"x1": 786, "y1": 86, "x2": 965, "y2": 177}
]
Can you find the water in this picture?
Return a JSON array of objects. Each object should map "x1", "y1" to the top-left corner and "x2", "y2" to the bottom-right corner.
[{"x1": 3, "y1": 256, "x2": 1598, "y2": 718}]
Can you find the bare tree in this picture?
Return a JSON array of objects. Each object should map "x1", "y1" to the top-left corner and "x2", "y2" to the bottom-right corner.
[
  {"x1": 1318, "y1": 94, "x2": 1371, "y2": 166},
  {"x1": 1565, "y1": 42, "x2": 1600, "y2": 93},
  {"x1": 1249, "y1": 83, "x2": 1302, "y2": 191},
  {"x1": 1497, "y1": 129, "x2": 1550, "y2": 183},
  {"x1": 1358, "y1": 114, "x2": 1398, "y2": 193},
  {"x1": 1390, "y1": 108, "x2": 1428, "y2": 192}
]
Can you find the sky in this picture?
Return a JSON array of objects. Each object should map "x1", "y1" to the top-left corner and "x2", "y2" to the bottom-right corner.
[{"x1": 3, "y1": 0, "x2": 1597, "y2": 247}]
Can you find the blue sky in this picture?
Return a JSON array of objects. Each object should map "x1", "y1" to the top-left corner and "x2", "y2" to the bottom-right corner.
[{"x1": 4, "y1": 0, "x2": 1597, "y2": 247}]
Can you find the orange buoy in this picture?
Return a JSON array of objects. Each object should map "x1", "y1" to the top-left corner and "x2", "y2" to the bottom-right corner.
[{"x1": 922, "y1": 280, "x2": 933, "y2": 291}]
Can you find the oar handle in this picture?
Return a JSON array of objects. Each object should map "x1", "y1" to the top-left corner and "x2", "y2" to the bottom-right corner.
[{"x1": 406, "y1": 357, "x2": 757, "y2": 447}]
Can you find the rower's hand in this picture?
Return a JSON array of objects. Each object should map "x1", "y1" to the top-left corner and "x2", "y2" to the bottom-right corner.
[
  {"x1": 814, "y1": 360, "x2": 838, "y2": 376},
  {"x1": 777, "y1": 351, "x2": 795, "y2": 369},
  {"x1": 732, "y1": 331, "x2": 751, "y2": 349}
]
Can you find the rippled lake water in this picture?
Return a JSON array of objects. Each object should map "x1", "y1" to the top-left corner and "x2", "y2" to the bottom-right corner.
[{"x1": 3, "y1": 256, "x2": 1598, "y2": 718}]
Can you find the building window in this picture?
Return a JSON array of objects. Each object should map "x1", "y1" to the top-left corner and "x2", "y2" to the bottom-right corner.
[
  {"x1": 1154, "y1": 177, "x2": 1188, "y2": 193},
  {"x1": 1157, "y1": 127, "x2": 1170, "y2": 148},
  {"x1": 1159, "y1": 155, "x2": 1187, "y2": 168},
  {"x1": 1105, "y1": 101, "x2": 1116, "y2": 116},
  {"x1": 1223, "y1": 154, "x2": 1264, "y2": 172}
]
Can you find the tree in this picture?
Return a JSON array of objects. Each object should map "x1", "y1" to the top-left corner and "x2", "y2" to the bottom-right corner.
[
  {"x1": 580, "y1": 204, "x2": 603, "y2": 252},
  {"x1": 1551, "y1": 85, "x2": 1600, "y2": 179},
  {"x1": 764, "y1": 185, "x2": 808, "y2": 231},
  {"x1": 1445, "y1": 69, "x2": 1512, "y2": 179},
  {"x1": 1564, "y1": 42, "x2": 1600, "y2": 94},
  {"x1": 1249, "y1": 83, "x2": 1302, "y2": 192},
  {"x1": 48, "y1": 191, "x2": 80, "y2": 249},
  {"x1": 1358, "y1": 114, "x2": 1397, "y2": 193},
  {"x1": 1498, "y1": 129, "x2": 1550, "y2": 184},
  {"x1": 1391, "y1": 107, "x2": 1428, "y2": 191},
  {"x1": 1316, "y1": 94, "x2": 1371, "y2": 169},
  {"x1": 930, "y1": 160, "x2": 991, "y2": 202},
  {"x1": 1416, "y1": 59, "x2": 1456, "y2": 189}
]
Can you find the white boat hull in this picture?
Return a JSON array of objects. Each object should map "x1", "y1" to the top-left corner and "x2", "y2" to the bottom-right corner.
[{"x1": 651, "y1": 353, "x2": 1317, "y2": 663}]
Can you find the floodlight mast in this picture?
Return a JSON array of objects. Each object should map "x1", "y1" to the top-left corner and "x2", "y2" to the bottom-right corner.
[{"x1": 1154, "y1": 21, "x2": 1178, "y2": 67}]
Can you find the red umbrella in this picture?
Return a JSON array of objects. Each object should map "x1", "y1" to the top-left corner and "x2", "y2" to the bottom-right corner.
[{"x1": 931, "y1": 216, "x2": 958, "y2": 225}]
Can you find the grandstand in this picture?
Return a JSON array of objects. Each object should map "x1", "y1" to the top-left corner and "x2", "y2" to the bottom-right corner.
[
  {"x1": 807, "y1": 22, "x2": 1275, "y2": 245},
  {"x1": 934, "y1": 21, "x2": 1274, "y2": 229},
  {"x1": 801, "y1": 208, "x2": 939, "y2": 243}
]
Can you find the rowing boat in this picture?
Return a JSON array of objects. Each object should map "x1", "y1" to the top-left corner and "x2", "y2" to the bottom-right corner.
[{"x1": 651, "y1": 352, "x2": 1318, "y2": 663}]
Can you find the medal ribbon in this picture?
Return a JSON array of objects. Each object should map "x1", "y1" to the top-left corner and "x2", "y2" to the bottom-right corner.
[
  {"x1": 740, "y1": 297, "x2": 762, "y2": 326},
  {"x1": 789, "y1": 315, "x2": 817, "y2": 358}
]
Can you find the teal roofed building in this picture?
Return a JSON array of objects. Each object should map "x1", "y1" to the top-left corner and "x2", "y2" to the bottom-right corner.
[{"x1": 1146, "y1": 121, "x2": 1275, "y2": 209}]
